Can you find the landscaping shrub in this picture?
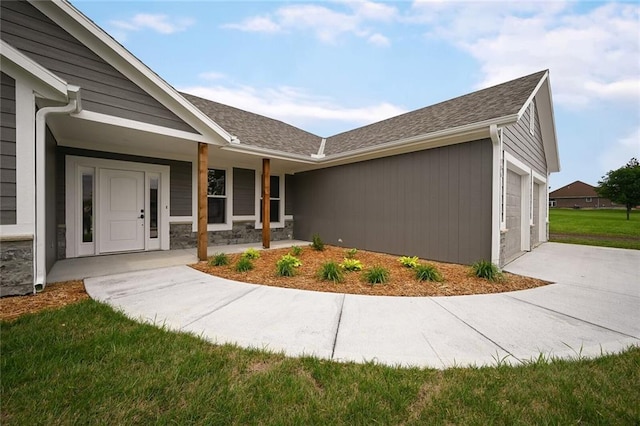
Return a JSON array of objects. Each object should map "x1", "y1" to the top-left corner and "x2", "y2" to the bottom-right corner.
[
  {"x1": 289, "y1": 245, "x2": 303, "y2": 256},
  {"x1": 415, "y1": 263, "x2": 443, "y2": 282},
  {"x1": 340, "y1": 258, "x2": 363, "y2": 272},
  {"x1": 242, "y1": 248, "x2": 261, "y2": 260},
  {"x1": 236, "y1": 257, "x2": 254, "y2": 272},
  {"x1": 364, "y1": 266, "x2": 389, "y2": 284},
  {"x1": 471, "y1": 260, "x2": 502, "y2": 281},
  {"x1": 345, "y1": 248, "x2": 358, "y2": 259},
  {"x1": 209, "y1": 253, "x2": 229, "y2": 267},
  {"x1": 276, "y1": 254, "x2": 302, "y2": 277},
  {"x1": 398, "y1": 256, "x2": 419, "y2": 268},
  {"x1": 311, "y1": 234, "x2": 325, "y2": 251},
  {"x1": 317, "y1": 261, "x2": 344, "y2": 283}
]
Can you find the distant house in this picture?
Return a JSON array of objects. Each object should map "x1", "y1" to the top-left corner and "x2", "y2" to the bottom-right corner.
[
  {"x1": 0, "y1": 0, "x2": 560, "y2": 296},
  {"x1": 549, "y1": 181, "x2": 614, "y2": 208}
]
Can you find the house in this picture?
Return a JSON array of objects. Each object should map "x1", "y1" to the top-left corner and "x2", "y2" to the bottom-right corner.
[
  {"x1": 0, "y1": 0, "x2": 560, "y2": 296},
  {"x1": 549, "y1": 180, "x2": 614, "y2": 208}
]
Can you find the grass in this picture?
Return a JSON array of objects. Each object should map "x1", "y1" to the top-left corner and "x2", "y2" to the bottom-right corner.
[
  {"x1": 549, "y1": 209, "x2": 640, "y2": 249},
  {"x1": 2, "y1": 302, "x2": 639, "y2": 425}
]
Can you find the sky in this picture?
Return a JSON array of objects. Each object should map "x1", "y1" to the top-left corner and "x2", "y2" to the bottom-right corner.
[{"x1": 71, "y1": 0, "x2": 640, "y2": 190}]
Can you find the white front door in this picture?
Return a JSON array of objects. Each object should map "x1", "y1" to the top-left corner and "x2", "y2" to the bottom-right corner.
[{"x1": 99, "y1": 168, "x2": 145, "y2": 253}]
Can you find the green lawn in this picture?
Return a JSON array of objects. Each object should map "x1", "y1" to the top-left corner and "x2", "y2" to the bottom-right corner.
[
  {"x1": 549, "y1": 208, "x2": 640, "y2": 249},
  {"x1": 2, "y1": 301, "x2": 639, "y2": 425}
]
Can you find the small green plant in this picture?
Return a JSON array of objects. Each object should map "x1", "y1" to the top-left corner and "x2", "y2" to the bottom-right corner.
[
  {"x1": 317, "y1": 261, "x2": 344, "y2": 283},
  {"x1": 345, "y1": 248, "x2": 358, "y2": 259},
  {"x1": 398, "y1": 256, "x2": 419, "y2": 268},
  {"x1": 242, "y1": 248, "x2": 261, "y2": 260},
  {"x1": 209, "y1": 252, "x2": 229, "y2": 267},
  {"x1": 289, "y1": 245, "x2": 303, "y2": 256},
  {"x1": 235, "y1": 257, "x2": 254, "y2": 272},
  {"x1": 311, "y1": 234, "x2": 325, "y2": 251},
  {"x1": 276, "y1": 254, "x2": 302, "y2": 277},
  {"x1": 471, "y1": 260, "x2": 502, "y2": 281},
  {"x1": 415, "y1": 263, "x2": 443, "y2": 282},
  {"x1": 340, "y1": 258, "x2": 363, "y2": 272},
  {"x1": 364, "y1": 266, "x2": 389, "y2": 284}
]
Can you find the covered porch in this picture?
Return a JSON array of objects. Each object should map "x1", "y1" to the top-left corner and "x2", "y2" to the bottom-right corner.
[{"x1": 47, "y1": 240, "x2": 308, "y2": 283}]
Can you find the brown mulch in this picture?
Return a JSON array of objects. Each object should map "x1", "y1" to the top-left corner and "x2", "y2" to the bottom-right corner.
[
  {"x1": 191, "y1": 245, "x2": 550, "y2": 297},
  {"x1": 0, "y1": 280, "x2": 88, "y2": 322}
]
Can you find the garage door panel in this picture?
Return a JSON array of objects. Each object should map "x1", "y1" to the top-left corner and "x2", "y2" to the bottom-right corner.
[{"x1": 505, "y1": 170, "x2": 522, "y2": 261}]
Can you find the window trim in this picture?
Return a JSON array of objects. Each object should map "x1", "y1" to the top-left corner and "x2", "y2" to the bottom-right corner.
[
  {"x1": 255, "y1": 172, "x2": 285, "y2": 230},
  {"x1": 529, "y1": 101, "x2": 535, "y2": 136},
  {"x1": 585, "y1": 197, "x2": 592, "y2": 203},
  {"x1": 207, "y1": 166, "x2": 233, "y2": 231}
]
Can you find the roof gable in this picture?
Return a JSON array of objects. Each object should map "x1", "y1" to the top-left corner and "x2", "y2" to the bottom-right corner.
[{"x1": 550, "y1": 181, "x2": 598, "y2": 198}]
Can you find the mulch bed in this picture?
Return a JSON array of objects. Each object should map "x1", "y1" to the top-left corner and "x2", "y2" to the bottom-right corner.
[
  {"x1": 0, "y1": 280, "x2": 87, "y2": 322},
  {"x1": 191, "y1": 245, "x2": 549, "y2": 297}
]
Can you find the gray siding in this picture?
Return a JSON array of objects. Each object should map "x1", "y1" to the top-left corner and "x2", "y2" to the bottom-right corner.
[
  {"x1": 1, "y1": 72, "x2": 17, "y2": 224},
  {"x1": 503, "y1": 102, "x2": 546, "y2": 175},
  {"x1": 285, "y1": 174, "x2": 294, "y2": 216},
  {"x1": 0, "y1": 1, "x2": 196, "y2": 133},
  {"x1": 293, "y1": 139, "x2": 493, "y2": 265},
  {"x1": 232, "y1": 168, "x2": 255, "y2": 216}
]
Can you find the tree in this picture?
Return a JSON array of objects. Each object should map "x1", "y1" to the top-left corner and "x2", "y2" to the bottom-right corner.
[{"x1": 596, "y1": 158, "x2": 640, "y2": 220}]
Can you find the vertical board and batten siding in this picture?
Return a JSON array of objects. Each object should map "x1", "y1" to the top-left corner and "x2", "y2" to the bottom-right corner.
[
  {"x1": 0, "y1": 1, "x2": 196, "y2": 133},
  {"x1": 56, "y1": 148, "x2": 192, "y2": 225},
  {"x1": 502, "y1": 101, "x2": 546, "y2": 176},
  {"x1": 232, "y1": 168, "x2": 255, "y2": 216},
  {"x1": 0, "y1": 72, "x2": 17, "y2": 225},
  {"x1": 293, "y1": 139, "x2": 493, "y2": 265}
]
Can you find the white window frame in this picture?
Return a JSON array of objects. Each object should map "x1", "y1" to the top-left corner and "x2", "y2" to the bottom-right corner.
[
  {"x1": 585, "y1": 197, "x2": 592, "y2": 203},
  {"x1": 206, "y1": 166, "x2": 233, "y2": 232},
  {"x1": 255, "y1": 172, "x2": 285, "y2": 230},
  {"x1": 532, "y1": 171, "x2": 547, "y2": 243}
]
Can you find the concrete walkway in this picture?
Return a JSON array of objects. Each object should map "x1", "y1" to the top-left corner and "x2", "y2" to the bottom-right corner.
[{"x1": 84, "y1": 243, "x2": 639, "y2": 369}]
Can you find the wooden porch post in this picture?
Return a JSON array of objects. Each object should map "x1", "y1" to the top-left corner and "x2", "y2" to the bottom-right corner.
[
  {"x1": 262, "y1": 158, "x2": 270, "y2": 248},
  {"x1": 197, "y1": 143, "x2": 208, "y2": 260}
]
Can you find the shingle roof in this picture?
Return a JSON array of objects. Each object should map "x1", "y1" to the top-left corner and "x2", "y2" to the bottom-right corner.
[
  {"x1": 550, "y1": 181, "x2": 598, "y2": 198},
  {"x1": 180, "y1": 93, "x2": 322, "y2": 156},
  {"x1": 324, "y1": 70, "x2": 547, "y2": 155},
  {"x1": 183, "y1": 70, "x2": 547, "y2": 158}
]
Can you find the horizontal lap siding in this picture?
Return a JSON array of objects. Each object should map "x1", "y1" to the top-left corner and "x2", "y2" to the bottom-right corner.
[
  {"x1": 56, "y1": 148, "x2": 192, "y2": 224},
  {"x1": 0, "y1": 1, "x2": 196, "y2": 133},
  {"x1": 0, "y1": 72, "x2": 17, "y2": 224},
  {"x1": 233, "y1": 168, "x2": 255, "y2": 216},
  {"x1": 293, "y1": 139, "x2": 493, "y2": 265},
  {"x1": 503, "y1": 102, "x2": 546, "y2": 175}
]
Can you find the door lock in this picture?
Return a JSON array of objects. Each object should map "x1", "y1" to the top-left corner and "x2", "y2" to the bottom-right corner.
[{"x1": 139, "y1": 209, "x2": 144, "y2": 219}]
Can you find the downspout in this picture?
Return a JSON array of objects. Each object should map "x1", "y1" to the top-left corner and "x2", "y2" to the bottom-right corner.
[
  {"x1": 489, "y1": 124, "x2": 502, "y2": 266},
  {"x1": 34, "y1": 85, "x2": 82, "y2": 291}
]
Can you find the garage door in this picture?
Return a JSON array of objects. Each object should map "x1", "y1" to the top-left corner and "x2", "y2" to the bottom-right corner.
[
  {"x1": 505, "y1": 170, "x2": 523, "y2": 262},
  {"x1": 532, "y1": 183, "x2": 540, "y2": 247}
]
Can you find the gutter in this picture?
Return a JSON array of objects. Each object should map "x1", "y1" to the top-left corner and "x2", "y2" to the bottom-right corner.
[
  {"x1": 34, "y1": 85, "x2": 82, "y2": 291},
  {"x1": 489, "y1": 124, "x2": 502, "y2": 266}
]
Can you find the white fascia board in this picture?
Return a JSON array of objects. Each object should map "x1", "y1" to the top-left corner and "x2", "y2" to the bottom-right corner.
[
  {"x1": 516, "y1": 71, "x2": 548, "y2": 120},
  {"x1": 220, "y1": 144, "x2": 317, "y2": 164},
  {"x1": 0, "y1": 40, "x2": 68, "y2": 102},
  {"x1": 32, "y1": 0, "x2": 232, "y2": 145},
  {"x1": 71, "y1": 110, "x2": 211, "y2": 144},
  {"x1": 535, "y1": 79, "x2": 561, "y2": 173}
]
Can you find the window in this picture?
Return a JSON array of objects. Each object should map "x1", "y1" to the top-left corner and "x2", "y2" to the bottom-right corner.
[
  {"x1": 586, "y1": 197, "x2": 592, "y2": 203},
  {"x1": 208, "y1": 169, "x2": 226, "y2": 224},
  {"x1": 529, "y1": 101, "x2": 535, "y2": 135},
  {"x1": 260, "y1": 175, "x2": 280, "y2": 223},
  {"x1": 81, "y1": 172, "x2": 93, "y2": 242},
  {"x1": 149, "y1": 176, "x2": 159, "y2": 238},
  {"x1": 549, "y1": 200, "x2": 556, "y2": 207}
]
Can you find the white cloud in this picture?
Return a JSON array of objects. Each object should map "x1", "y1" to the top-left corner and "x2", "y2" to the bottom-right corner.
[
  {"x1": 600, "y1": 127, "x2": 640, "y2": 173},
  {"x1": 222, "y1": 16, "x2": 281, "y2": 33},
  {"x1": 410, "y1": 1, "x2": 640, "y2": 108},
  {"x1": 198, "y1": 72, "x2": 226, "y2": 81},
  {"x1": 368, "y1": 33, "x2": 390, "y2": 47},
  {"x1": 222, "y1": 1, "x2": 396, "y2": 45},
  {"x1": 180, "y1": 83, "x2": 407, "y2": 134},
  {"x1": 110, "y1": 14, "x2": 194, "y2": 35}
]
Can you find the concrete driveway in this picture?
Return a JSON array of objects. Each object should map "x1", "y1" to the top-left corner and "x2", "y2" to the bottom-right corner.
[{"x1": 85, "y1": 243, "x2": 639, "y2": 369}]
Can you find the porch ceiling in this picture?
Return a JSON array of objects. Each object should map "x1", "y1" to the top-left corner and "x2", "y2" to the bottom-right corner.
[{"x1": 47, "y1": 113, "x2": 314, "y2": 173}]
